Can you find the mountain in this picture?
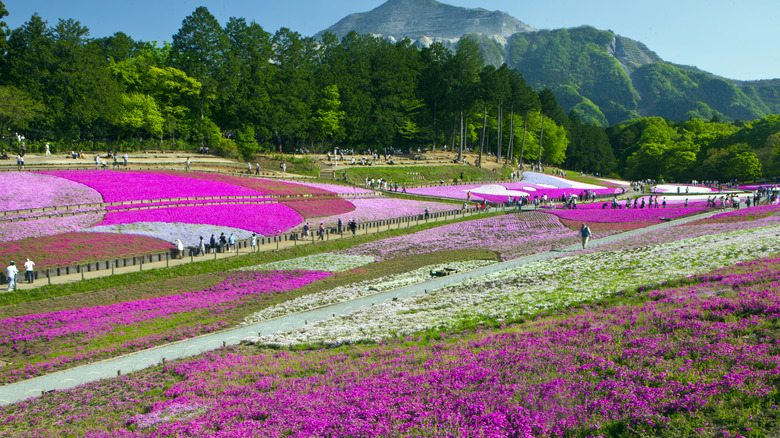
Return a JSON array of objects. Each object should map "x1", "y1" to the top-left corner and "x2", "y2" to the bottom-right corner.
[
  {"x1": 317, "y1": 0, "x2": 534, "y2": 48},
  {"x1": 318, "y1": 0, "x2": 780, "y2": 126}
]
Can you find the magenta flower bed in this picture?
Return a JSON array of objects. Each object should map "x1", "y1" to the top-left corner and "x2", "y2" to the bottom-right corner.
[
  {"x1": 38, "y1": 170, "x2": 265, "y2": 203},
  {"x1": 0, "y1": 232, "x2": 174, "y2": 269},
  {"x1": 0, "y1": 172, "x2": 104, "y2": 211},
  {"x1": 0, "y1": 213, "x2": 105, "y2": 243},
  {"x1": 97, "y1": 203, "x2": 303, "y2": 236},
  {"x1": 153, "y1": 171, "x2": 333, "y2": 196},
  {"x1": 339, "y1": 211, "x2": 599, "y2": 261},
  {"x1": 9, "y1": 258, "x2": 780, "y2": 436},
  {"x1": 0, "y1": 270, "x2": 332, "y2": 383}
]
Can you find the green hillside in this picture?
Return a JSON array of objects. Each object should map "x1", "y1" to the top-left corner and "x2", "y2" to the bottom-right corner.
[{"x1": 502, "y1": 26, "x2": 780, "y2": 126}]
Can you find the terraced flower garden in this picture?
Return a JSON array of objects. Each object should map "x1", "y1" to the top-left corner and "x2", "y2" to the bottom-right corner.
[
  {"x1": 0, "y1": 170, "x2": 455, "y2": 267},
  {"x1": 1, "y1": 168, "x2": 779, "y2": 437}
]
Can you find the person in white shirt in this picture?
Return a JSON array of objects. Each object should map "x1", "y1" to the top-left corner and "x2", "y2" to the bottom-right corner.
[
  {"x1": 6, "y1": 261, "x2": 19, "y2": 291},
  {"x1": 24, "y1": 258, "x2": 35, "y2": 284}
]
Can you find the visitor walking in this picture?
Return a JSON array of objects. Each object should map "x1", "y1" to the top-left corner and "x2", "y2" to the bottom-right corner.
[
  {"x1": 198, "y1": 236, "x2": 205, "y2": 256},
  {"x1": 24, "y1": 258, "x2": 35, "y2": 284},
  {"x1": 318, "y1": 223, "x2": 325, "y2": 240},
  {"x1": 349, "y1": 219, "x2": 357, "y2": 236},
  {"x1": 6, "y1": 261, "x2": 18, "y2": 292},
  {"x1": 45, "y1": 142, "x2": 50, "y2": 156},
  {"x1": 250, "y1": 233, "x2": 257, "y2": 252},
  {"x1": 123, "y1": 153, "x2": 128, "y2": 167},
  {"x1": 579, "y1": 223, "x2": 592, "y2": 249},
  {"x1": 337, "y1": 218, "x2": 343, "y2": 235},
  {"x1": 176, "y1": 239, "x2": 184, "y2": 259},
  {"x1": 209, "y1": 234, "x2": 217, "y2": 254},
  {"x1": 185, "y1": 157, "x2": 190, "y2": 171}
]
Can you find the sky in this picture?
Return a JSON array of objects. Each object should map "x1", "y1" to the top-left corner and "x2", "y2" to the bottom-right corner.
[{"x1": 2, "y1": 0, "x2": 778, "y2": 81}]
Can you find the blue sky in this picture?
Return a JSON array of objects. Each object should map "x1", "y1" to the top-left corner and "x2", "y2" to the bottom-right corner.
[{"x1": 3, "y1": 0, "x2": 777, "y2": 81}]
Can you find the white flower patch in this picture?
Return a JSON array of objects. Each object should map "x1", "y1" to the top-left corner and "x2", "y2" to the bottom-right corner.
[
  {"x1": 239, "y1": 253, "x2": 375, "y2": 274},
  {"x1": 241, "y1": 259, "x2": 496, "y2": 325},
  {"x1": 246, "y1": 223, "x2": 780, "y2": 347}
]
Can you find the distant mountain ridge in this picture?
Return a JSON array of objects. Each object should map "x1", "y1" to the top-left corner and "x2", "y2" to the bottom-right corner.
[{"x1": 319, "y1": 0, "x2": 780, "y2": 126}]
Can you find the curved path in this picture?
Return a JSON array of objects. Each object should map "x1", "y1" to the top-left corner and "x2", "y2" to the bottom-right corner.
[{"x1": 0, "y1": 208, "x2": 728, "y2": 406}]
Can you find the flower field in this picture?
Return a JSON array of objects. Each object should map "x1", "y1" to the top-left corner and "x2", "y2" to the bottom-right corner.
[
  {"x1": 0, "y1": 232, "x2": 174, "y2": 269},
  {"x1": 337, "y1": 211, "x2": 612, "y2": 261},
  {"x1": 4, "y1": 164, "x2": 780, "y2": 436},
  {"x1": 38, "y1": 170, "x2": 265, "y2": 202},
  {"x1": 0, "y1": 270, "x2": 332, "y2": 384},
  {"x1": 5, "y1": 255, "x2": 780, "y2": 436}
]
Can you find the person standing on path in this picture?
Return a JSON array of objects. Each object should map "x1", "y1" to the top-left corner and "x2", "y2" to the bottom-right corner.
[
  {"x1": 209, "y1": 234, "x2": 217, "y2": 254},
  {"x1": 23, "y1": 258, "x2": 35, "y2": 284},
  {"x1": 123, "y1": 153, "x2": 128, "y2": 167},
  {"x1": 337, "y1": 218, "x2": 343, "y2": 235},
  {"x1": 45, "y1": 143, "x2": 50, "y2": 156},
  {"x1": 318, "y1": 223, "x2": 325, "y2": 240},
  {"x1": 219, "y1": 233, "x2": 227, "y2": 253},
  {"x1": 228, "y1": 233, "x2": 236, "y2": 252},
  {"x1": 349, "y1": 219, "x2": 357, "y2": 236},
  {"x1": 6, "y1": 261, "x2": 18, "y2": 292},
  {"x1": 255, "y1": 163, "x2": 260, "y2": 176},
  {"x1": 198, "y1": 236, "x2": 206, "y2": 256},
  {"x1": 185, "y1": 157, "x2": 190, "y2": 171},
  {"x1": 250, "y1": 233, "x2": 257, "y2": 252},
  {"x1": 176, "y1": 239, "x2": 184, "y2": 259},
  {"x1": 579, "y1": 223, "x2": 592, "y2": 249}
]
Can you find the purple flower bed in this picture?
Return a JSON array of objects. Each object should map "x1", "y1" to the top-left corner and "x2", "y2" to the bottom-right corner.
[
  {"x1": 0, "y1": 172, "x2": 103, "y2": 211},
  {"x1": 9, "y1": 257, "x2": 780, "y2": 436},
  {"x1": 0, "y1": 213, "x2": 105, "y2": 242},
  {"x1": 314, "y1": 197, "x2": 455, "y2": 228},
  {"x1": 97, "y1": 203, "x2": 303, "y2": 236},
  {"x1": 0, "y1": 270, "x2": 332, "y2": 383},
  {"x1": 38, "y1": 170, "x2": 265, "y2": 203},
  {"x1": 339, "y1": 211, "x2": 603, "y2": 261}
]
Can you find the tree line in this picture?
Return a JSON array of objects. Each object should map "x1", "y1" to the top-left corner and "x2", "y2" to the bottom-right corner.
[{"x1": 0, "y1": 4, "x2": 776, "y2": 182}]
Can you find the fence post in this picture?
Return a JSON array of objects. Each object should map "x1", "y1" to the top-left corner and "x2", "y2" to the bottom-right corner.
[{"x1": 81, "y1": 266, "x2": 84, "y2": 281}]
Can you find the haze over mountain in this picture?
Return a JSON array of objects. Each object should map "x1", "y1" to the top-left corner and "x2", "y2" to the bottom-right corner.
[{"x1": 319, "y1": 0, "x2": 780, "y2": 126}]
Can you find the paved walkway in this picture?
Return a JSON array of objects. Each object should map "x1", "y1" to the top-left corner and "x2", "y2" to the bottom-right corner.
[{"x1": 0, "y1": 208, "x2": 728, "y2": 406}]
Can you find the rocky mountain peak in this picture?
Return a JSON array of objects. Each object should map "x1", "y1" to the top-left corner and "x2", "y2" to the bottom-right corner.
[{"x1": 317, "y1": 0, "x2": 535, "y2": 43}]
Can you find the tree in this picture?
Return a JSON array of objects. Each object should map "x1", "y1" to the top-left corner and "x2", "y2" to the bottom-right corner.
[
  {"x1": 725, "y1": 151, "x2": 761, "y2": 182},
  {"x1": 0, "y1": 0, "x2": 9, "y2": 63},
  {"x1": 311, "y1": 84, "x2": 345, "y2": 150},
  {"x1": 446, "y1": 37, "x2": 483, "y2": 161},
  {"x1": 537, "y1": 88, "x2": 560, "y2": 167},
  {"x1": 169, "y1": 6, "x2": 228, "y2": 145},
  {"x1": 0, "y1": 86, "x2": 44, "y2": 137}
]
